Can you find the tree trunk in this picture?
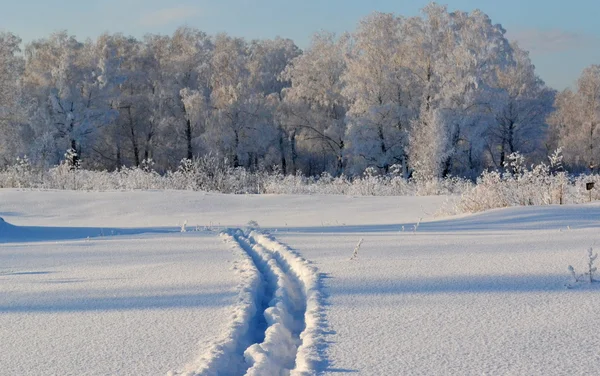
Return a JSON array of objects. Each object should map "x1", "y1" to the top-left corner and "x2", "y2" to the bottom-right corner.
[
  {"x1": 144, "y1": 127, "x2": 154, "y2": 162},
  {"x1": 186, "y1": 118, "x2": 193, "y2": 160},
  {"x1": 68, "y1": 107, "x2": 78, "y2": 169},
  {"x1": 289, "y1": 129, "x2": 297, "y2": 174},
  {"x1": 233, "y1": 130, "x2": 240, "y2": 168},
  {"x1": 590, "y1": 122, "x2": 595, "y2": 172},
  {"x1": 402, "y1": 154, "x2": 409, "y2": 180},
  {"x1": 278, "y1": 128, "x2": 287, "y2": 174},
  {"x1": 441, "y1": 156, "x2": 451, "y2": 178},
  {"x1": 70, "y1": 138, "x2": 79, "y2": 169},
  {"x1": 337, "y1": 139, "x2": 345, "y2": 176},
  {"x1": 499, "y1": 141, "x2": 506, "y2": 170},
  {"x1": 127, "y1": 107, "x2": 140, "y2": 167},
  {"x1": 508, "y1": 120, "x2": 515, "y2": 155},
  {"x1": 116, "y1": 140, "x2": 122, "y2": 171},
  {"x1": 378, "y1": 126, "x2": 388, "y2": 173}
]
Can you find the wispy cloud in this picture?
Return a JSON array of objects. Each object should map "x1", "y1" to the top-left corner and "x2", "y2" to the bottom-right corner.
[
  {"x1": 507, "y1": 28, "x2": 600, "y2": 55},
  {"x1": 139, "y1": 6, "x2": 201, "y2": 27}
]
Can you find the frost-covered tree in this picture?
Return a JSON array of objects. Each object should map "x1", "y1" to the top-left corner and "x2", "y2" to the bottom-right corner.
[
  {"x1": 548, "y1": 65, "x2": 600, "y2": 172},
  {"x1": 83, "y1": 33, "x2": 139, "y2": 170},
  {"x1": 138, "y1": 30, "x2": 210, "y2": 168},
  {"x1": 247, "y1": 37, "x2": 300, "y2": 97},
  {"x1": 206, "y1": 33, "x2": 249, "y2": 167},
  {"x1": 0, "y1": 32, "x2": 25, "y2": 165},
  {"x1": 167, "y1": 27, "x2": 213, "y2": 162},
  {"x1": 407, "y1": 4, "x2": 513, "y2": 179},
  {"x1": 23, "y1": 32, "x2": 118, "y2": 168},
  {"x1": 342, "y1": 12, "x2": 417, "y2": 175},
  {"x1": 484, "y1": 43, "x2": 554, "y2": 169},
  {"x1": 205, "y1": 34, "x2": 278, "y2": 169},
  {"x1": 0, "y1": 3, "x2": 558, "y2": 179},
  {"x1": 280, "y1": 32, "x2": 348, "y2": 175},
  {"x1": 245, "y1": 38, "x2": 301, "y2": 173}
]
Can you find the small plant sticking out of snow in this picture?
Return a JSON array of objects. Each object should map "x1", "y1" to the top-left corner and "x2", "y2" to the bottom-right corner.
[
  {"x1": 566, "y1": 248, "x2": 598, "y2": 288},
  {"x1": 413, "y1": 217, "x2": 423, "y2": 233},
  {"x1": 180, "y1": 220, "x2": 187, "y2": 233},
  {"x1": 350, "y1": 238, "x2": 363, "y2": 261},
  {"x1": 586, "y1": 248, "x2": 598, "y2": 283}
]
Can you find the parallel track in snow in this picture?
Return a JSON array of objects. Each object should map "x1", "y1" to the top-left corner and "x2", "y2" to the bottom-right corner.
[{"x1": 170, "y1": 229, "x2": 324, "y2": 376}]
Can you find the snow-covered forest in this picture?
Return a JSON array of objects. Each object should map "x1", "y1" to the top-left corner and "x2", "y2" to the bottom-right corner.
[{"x1": 0, "y1": 3, "x2": 598, "y2": 180}]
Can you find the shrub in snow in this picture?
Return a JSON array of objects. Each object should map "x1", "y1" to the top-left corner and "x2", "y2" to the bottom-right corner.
[
  {"x1": 350, "y1": 238, "x2": 363, "y2": 261},
  {"x1": 566, "y1": 248, "x2": 598, "y2": 288},
  {"x1": 0, "y1": 156, "x2": 37, "y2": 188},
  {"x1": 413, "y1": 217, "x2": 423, "y2": 233},
  {"x1": 5, "y1": 148, "x2": 600, "y2": 206},
  {"x1": 586, "y1": 248, "x2": 598, "y2": 283},
  {"x1": 450, "y1": 150, "x2": 600, "y2": 214},
  {"x1": 0, "y1": 151, "x2": 474, "y2": 195},
  {"x1": 573, "y1": 174, "x2": 600, "y2": 203}
]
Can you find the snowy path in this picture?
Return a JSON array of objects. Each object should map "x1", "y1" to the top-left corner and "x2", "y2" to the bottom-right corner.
[{"x1": 173, "y1": 230, "x2": 324, "y2": 376}]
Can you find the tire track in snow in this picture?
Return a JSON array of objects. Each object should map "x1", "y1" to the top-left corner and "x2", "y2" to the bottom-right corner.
[{"x1": 170, "y1": 229, "x2": 324, "y2": 376}]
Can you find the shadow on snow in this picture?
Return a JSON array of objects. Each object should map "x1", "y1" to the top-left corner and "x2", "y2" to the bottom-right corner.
[
  {"x1": 0, "y1": 217, "x2": 179, "y2": 244},
  {"x1": 0, "y1": 290, "x2": 235, "y2": 313},
  {"x1": 268, "y1": 203, "x2": 600, "y2": 234},
  {"x1": 332, "y1": 274, "x2": 600, "y2": 296}
]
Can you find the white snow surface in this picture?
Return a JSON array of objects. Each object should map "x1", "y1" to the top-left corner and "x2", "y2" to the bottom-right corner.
[{"x1": 1, "y1": 189, "x2": 600, "y2": 375}]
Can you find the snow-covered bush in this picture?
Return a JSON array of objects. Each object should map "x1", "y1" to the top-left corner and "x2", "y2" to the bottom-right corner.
[
  {"x1": 451, "y1": 150, "x2": 600, "y2": 214},
  {"x1": 11, "y1": 151, "x2": 600, "y2": 204},
  {"x1": 0, "y1": 156, "x2": 40, "y2": 188},
  {"x1": 573, "y1": 174, "x2": 600, "y2": 203}
]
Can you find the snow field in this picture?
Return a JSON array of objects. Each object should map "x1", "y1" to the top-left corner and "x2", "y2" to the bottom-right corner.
[
  {"x1": 0, "y1": 234, "x2": 239, "y2": 375},
  {"x1": 0, "y1": 190, "x2": 446, "y2": 230},
  {"x1": 277, "y1": 217, "x2": 600, "y2": 375},
  {"x1": 3, "y1": 190, "x2": 600, "y2": 375}
]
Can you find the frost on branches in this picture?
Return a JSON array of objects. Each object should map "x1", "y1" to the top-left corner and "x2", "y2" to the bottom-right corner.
[
  {"x1": 1, "y1": 3, "x2": 600, "y2": 201},
  {"x1": 0, "y1": 4, "x2": 563, "y2": 181},
  {"x1": 451, "y1": 150, "x2": 599, "y2": 214}
]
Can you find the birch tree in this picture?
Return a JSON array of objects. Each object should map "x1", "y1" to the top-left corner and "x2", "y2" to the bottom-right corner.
[
  {"x1": 280, "y1": 32, "x2": 348, "y2": 175},
  {"x1": 548, "y1": 65, "x2": 600, "y2": 171},
  {"x1": 0, "y1": 32, "x2": 25, "y2": 165}
]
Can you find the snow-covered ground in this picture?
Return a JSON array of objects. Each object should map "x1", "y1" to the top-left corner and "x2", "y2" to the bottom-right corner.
[{"x1": 1, "y1": 190, "x2": 599, "y2": 375}]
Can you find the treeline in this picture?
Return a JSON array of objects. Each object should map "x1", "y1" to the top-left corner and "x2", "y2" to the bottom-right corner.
[{"x1": 0, "y1": 3, "x2": 597, "y2": 179}]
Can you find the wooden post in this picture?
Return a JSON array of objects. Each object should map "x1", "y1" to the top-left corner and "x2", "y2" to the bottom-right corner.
[{"x1": 586, "y1": 182, "x2": 595, "y2": 202}]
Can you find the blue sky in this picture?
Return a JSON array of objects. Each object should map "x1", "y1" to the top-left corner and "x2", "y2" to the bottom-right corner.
[{"x1": 2, "y1": 0, "x2": 599, "y2": 90}]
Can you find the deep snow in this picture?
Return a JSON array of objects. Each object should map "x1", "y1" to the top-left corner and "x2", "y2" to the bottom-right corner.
[{"x1": 1, "y1": 189, "x2": 599, "y2": 375}]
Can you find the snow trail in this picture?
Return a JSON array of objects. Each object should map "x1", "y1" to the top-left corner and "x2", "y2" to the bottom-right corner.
[
  {"x1": 169, "y1": 231, "x2": 265, "y2": 376},
  {"x1": 172, "y1": 229, "x2": 324, "y2": 376},
  {"x1": 249, "y1": 231, "x2": 325, "y2": 375}
]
